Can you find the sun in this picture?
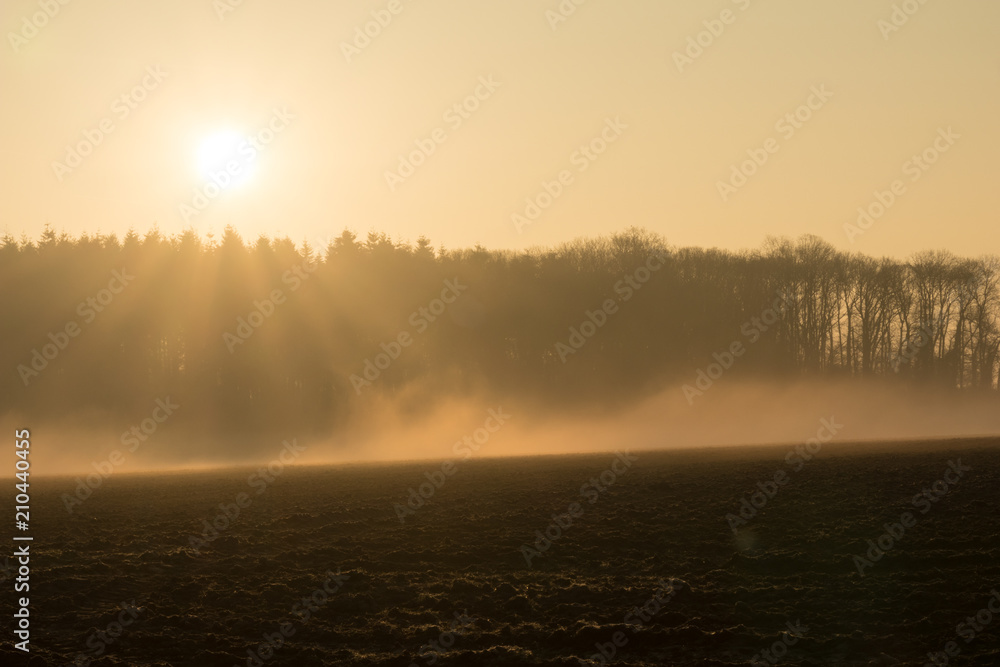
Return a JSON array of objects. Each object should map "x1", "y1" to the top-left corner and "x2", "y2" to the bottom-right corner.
[{"x1": 196, "y1": 129, "x2": 255, "y2": 189}]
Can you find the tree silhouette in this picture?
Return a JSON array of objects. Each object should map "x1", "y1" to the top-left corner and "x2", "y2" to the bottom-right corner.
[{"x1": 0, "y1": 226, "x2": 996, "y2": 439}]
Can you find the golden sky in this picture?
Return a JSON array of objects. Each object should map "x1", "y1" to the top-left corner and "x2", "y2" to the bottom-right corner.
[{"x1": 2, "y1": 0, "x2": 998, "y2": 257}]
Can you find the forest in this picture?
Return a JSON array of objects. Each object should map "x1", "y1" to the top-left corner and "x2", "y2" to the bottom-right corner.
[{"x1": 1, "y1": 225, "x2": 997, "y2": 438}]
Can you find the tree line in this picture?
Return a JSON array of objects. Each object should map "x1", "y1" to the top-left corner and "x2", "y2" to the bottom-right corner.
[{"x1": 1, "y1": 225, "x2": 996, "y2": 438}]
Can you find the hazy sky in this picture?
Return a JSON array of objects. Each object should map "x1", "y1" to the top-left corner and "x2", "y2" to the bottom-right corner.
[{"x1": 2, "y1": 0, "x2": 998, "y2": 257}]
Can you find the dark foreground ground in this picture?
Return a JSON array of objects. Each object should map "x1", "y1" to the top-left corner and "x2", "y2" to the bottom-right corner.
[{"x1": 6, "y1": 438, "x2": 1000, "y2": 666}]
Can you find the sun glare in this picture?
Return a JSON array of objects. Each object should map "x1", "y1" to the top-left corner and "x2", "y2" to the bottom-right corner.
[{"x1": 196, "y1": 129, "x2": 255, "y2": 189}]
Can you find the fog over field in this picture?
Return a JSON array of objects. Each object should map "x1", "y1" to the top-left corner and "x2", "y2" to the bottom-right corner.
[
  {"x1": 6, "y1": 378, "x2": 999, "y2": 477},
  {"x1": 4, "y1": 228, "x2": 999, "y2": 478}
]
